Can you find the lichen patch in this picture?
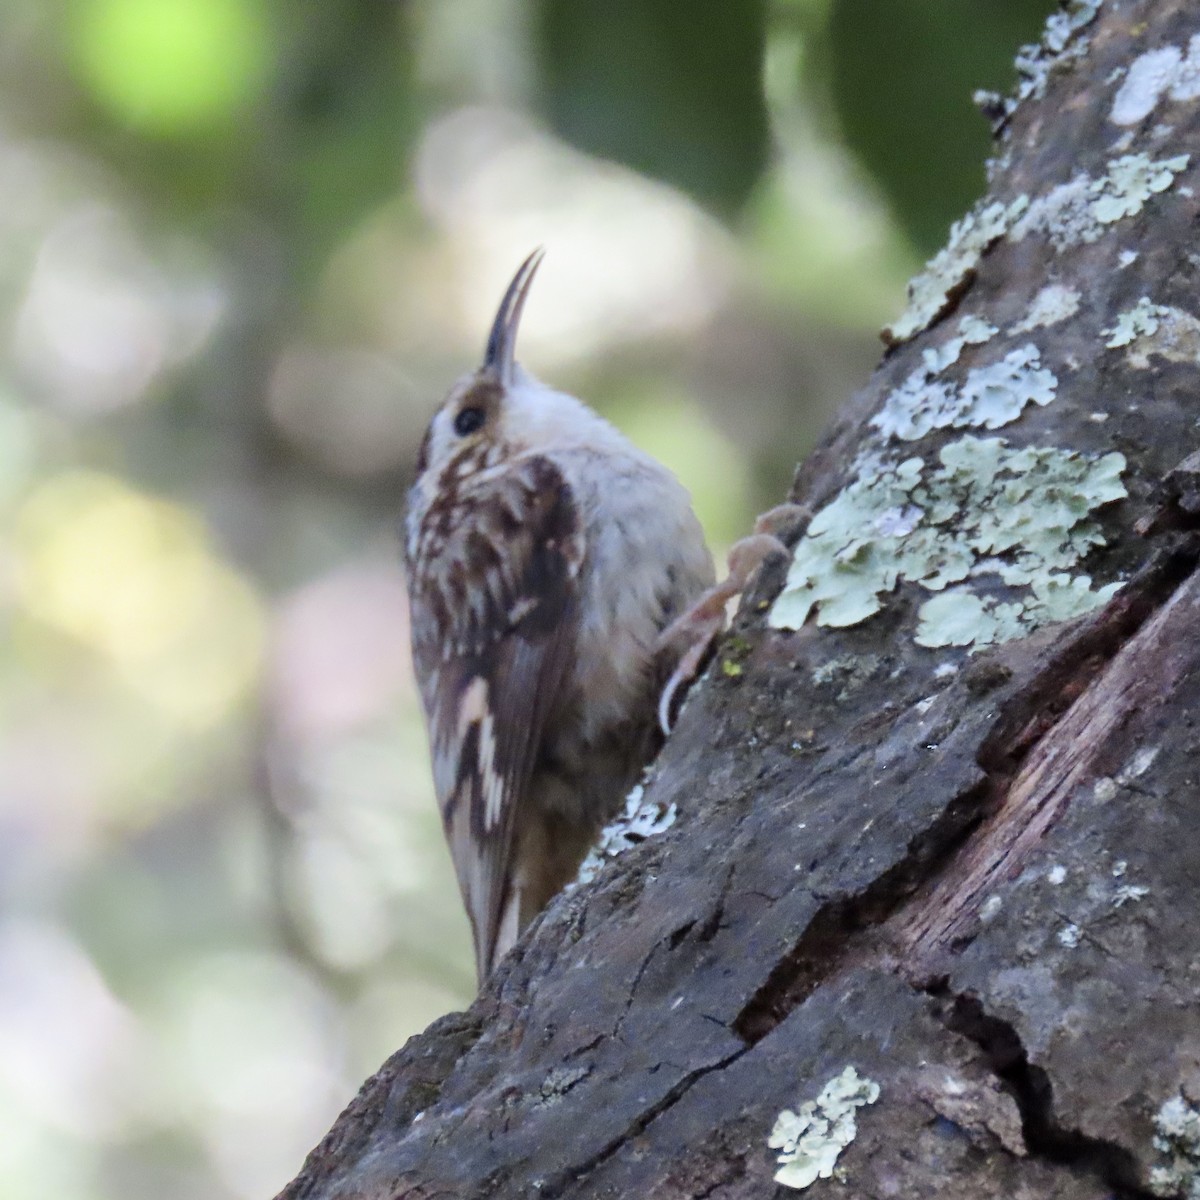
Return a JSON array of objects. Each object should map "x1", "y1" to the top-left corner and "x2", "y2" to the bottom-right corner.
[
  {"x1": 769, "y1": 1066, "x2": 881, "y2": 1191},
  {"x1": 1112, "y1": 883, "x2": 1149, "y2": 907},
  {"x1": 1105, "y1": 298, "x2": 1200, "y2": 367},
  {"x1": 770, "y1": 436, "x2": 1126, "y2": 650},
  {"x1": 957, "y1": 315, "x2": 1000, "y2": 345},
  {"x1": 976, "y1": 0, "x2": 1102, "y2": 126},
  {"x1": 1094, "y1": 153, "x2": 1191, "y2": 222},
  {"x1": 914, "y1": 573, "x2": 1116, "y2": 650},
  {"x1": 1120, "y1": 745, "x2": 1160, "y2": 782},
  {"x1": 1174, "y1": 35, "x2": 1200, "y2": 102},
  {"x1": 1111, "y1": 36, "x2": 1200, "y2": 126},
  {"x1": 959, "y1": 347, "x2": 1058, "y2": 432},
  {"x1": 914, "y1": 589, "x2": 1025, "y2": 649},
  {"x1": 1150, "y1": 1094, "x2": 1200, "y2": 1198},
  {"x1": 573, "y1": 784, "x2": 676, "y2": 885},
  {"x1": 1011, "y1": 175, "x2": 1096, "y2": 250},
  {"x1": 872, "y1": 343, "x2": 1056, "y2": 444},
  {"x1": 1112, "y1": 46, "x2": 1186, "y2": 126},
  {"x1": 1105, "y1": 296, "x2": 1171, "y2": 347},
  {"x1": 884, "y1": 18, "x2": 1188, "y2": 342},
  {"x1": 1010, "y1": 284, "x2": 1082, "y2": 333},
  {"x1": 1012, "y1": 153, "x2": 1191, "y2": 250},
  {"x1": 1057, "y1": 922, "x2": 1082, "y2": 948},
  {"x1": 884, "y1": 198, "x2": 1029, "y2": 346}
]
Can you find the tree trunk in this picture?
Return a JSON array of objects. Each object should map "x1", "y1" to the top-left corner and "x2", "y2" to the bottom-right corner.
[{"x1": 278, "y1": 1, "x2": 1200, "y2": 1196}]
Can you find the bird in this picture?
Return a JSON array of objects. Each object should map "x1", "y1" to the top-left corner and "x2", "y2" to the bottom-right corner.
[{"x1": 404, "y1": 249, "x2": 716, "y2": 985}]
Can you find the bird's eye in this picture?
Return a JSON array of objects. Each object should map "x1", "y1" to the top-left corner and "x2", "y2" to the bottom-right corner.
[{"x1": 454, "y1": 407, "x2": 485, "y2": 437}]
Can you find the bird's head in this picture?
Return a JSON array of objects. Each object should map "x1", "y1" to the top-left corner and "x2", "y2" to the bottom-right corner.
[{"x1": 411, "y1": 250, "x2": 620, "y2": 505}]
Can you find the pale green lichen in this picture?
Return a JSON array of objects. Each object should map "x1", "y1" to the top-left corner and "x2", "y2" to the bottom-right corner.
[
  {"x1": 884, "y1": 197, "x2": 1029, "y2": 345},
  {"x1": 573, "y1": 784, "x2": 676, "y2": 885},
  {"x1": 1105, "y1": 299, "x2": 1200, "y2": 368},
  {"x1": 1094, "y1": 748, "x2": 1160, "y2": 804},
  {"x1": 769, "y1": 454, "x2": 923, "y2": 630},
  {"x1": 922, "y1": 315, "x2": 1000, "y2": 375},
  {"x1": 1012, "y1": 153, "x2": 1191, "y2": 250},
  {"x1": 1150, "y1": 1095, "x2": 1200, "y2": 1198},
  {"x1": 915, "y1": 589, "x2": 1025, "y2": 648},
  {"x1": 769, "y1": 1066, "x2": 880, "y2": 1191},
  {"x1": 1112, "y1": 882, "x2": 1149, "y2": 907},
  {"x1": 1112, "y1": 37, "x2": 1200, "y2": 126},
  {"x1": 1010, "y1": 283, "x2": 1082, "y2": 333},
  {"x1": 1011, "y1": 175, "x2": 1095, "y2": 249},
  {"x1": 885, "y1": 16, "x2": 1184, "y2": 341},
  {"x1": 1121, "y1": 746, "x2": 1160, "y2": 780},
  {"x1": 872, "y1": 344, "x2": 1055, "y2": 443},
  {"x1": 957, "y1": 315, "x2": 1000, "y2": 344},
  {"x1": 1027, "y1": 572, "x2": 1121, "y2": 621},
  {"x1": 871, "y1": 376, "x2": 952, "y2": 444},
  {"x1": 1057, "y1": 923, "x2": 1082, "y2": 948},
  {"x1": 1105, "y1": 296, "x2": 1170, "y2": 347},
  {"x1": 913, "y1": 574, "x2": 1112, "y2": 649},
  {"x1": 976, "y1": 0, "x2": 1102, "y2": 123},
  {"x1": 960, "y1": 347, "x2": 1058, "y2": 431},
  {"x1": 769, "y1": 436, "x2": 1126, "y2": 649},
  {"x1": 1093, "y1": 153, "x2": 1192, "y2": 223}
]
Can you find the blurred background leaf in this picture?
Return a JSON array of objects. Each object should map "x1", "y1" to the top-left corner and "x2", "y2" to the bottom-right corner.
[
  {"x1": 0, "y1": 1, "x2": 1058, "y2": 1197},
  {"x1": 532, "y1": 0, "x2": 772, "y2": 217},
  {"x1": 71, "y1": 0, "x2": 273, "y2": 136},
  {"x1": 820, "y1": 0, "x2": 1052, "y2": 251}
]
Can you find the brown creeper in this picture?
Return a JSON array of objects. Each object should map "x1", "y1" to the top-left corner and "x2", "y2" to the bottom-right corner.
[{"x1": 404, "y1": 250, "x2": 715, "y2": 984}]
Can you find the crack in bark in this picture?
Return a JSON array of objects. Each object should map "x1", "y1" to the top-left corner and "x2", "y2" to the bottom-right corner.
[
  {"x1": 536, "y1": 1047, "x2": 749, "y2": 1199},
  {"x1": 981, "y1": 534, "x2": 1200, "y2": 773},
  {"x1": 564, "y1": 1033, "x2": 606, "y2": 1063},
  {"x1": 612, "y1": 936, "x2": 672, "y2": 1044},
  {"x1": 735, "y1": 535, "x2": 1200, "y2": 1045},
  {"x1": 726, "y1": 541, "x2": 1200, "y2": 1189},
  {"x1": 926, "y1": 982, "x2": 1159, "y2": 1200},
  {"x1": 732, "y1": 776, "x2": 995, "y2": 1043},
  {"x1": 898, "y1": 536, "x2": 1200, "y2": 958},
  {"x1": 612, "y1": 866, "x2": 739, "y2": 1045}
]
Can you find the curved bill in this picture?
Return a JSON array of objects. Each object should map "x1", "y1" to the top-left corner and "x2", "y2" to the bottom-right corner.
[{"x1": 483, "y1": 248, "x2": 545, "y2": 385}]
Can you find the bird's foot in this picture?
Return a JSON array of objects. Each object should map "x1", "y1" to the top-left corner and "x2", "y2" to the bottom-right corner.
[{"x1": 656, "y1": 504, "x2": 806, "y2": 733}]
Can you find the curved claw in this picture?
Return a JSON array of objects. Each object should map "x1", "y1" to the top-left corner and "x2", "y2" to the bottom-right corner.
[
  {"x1": 658, "y1": 622, "x2": 722, "y2": 734},
  {"x1": 655, "y1": 528, "x2": 794, "y2": 735}
]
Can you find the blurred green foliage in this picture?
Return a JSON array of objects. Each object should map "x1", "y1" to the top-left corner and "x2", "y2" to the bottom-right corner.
[
  {"x1": 534, "y1": 0, "x2": 771, "y2": 216},
  {"x1": 71, "y1": 0, "x2": 273, "y2": 134},
  {"x1": 822, "y1": 0, "x2": 1053, "y2": 250},
  {"x1": 0, "y1": 1, "x2": 1056, "y2": 1197}
]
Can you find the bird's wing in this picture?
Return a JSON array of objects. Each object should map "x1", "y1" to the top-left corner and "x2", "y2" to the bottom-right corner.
[{"x1": 406, "y1": 454, "x2": 584, "y2": 982}]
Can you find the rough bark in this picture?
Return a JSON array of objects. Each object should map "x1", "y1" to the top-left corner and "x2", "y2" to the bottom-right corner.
[{"x1": 279, "y1": 2, "x2": 1200, "y2": 1196}]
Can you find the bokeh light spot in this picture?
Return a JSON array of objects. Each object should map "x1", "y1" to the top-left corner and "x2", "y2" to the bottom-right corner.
[
  {"x1": 71, "y1": 0, "x2": 271, "y2": 134},
  {"x1": 14, "y1": 472, "x2": 264, "y2": 728}
]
